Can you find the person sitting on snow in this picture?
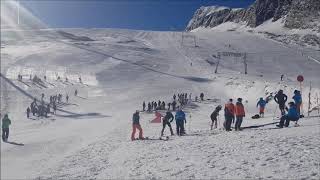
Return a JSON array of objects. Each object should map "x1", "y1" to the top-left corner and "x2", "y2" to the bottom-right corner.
[{"x1": 276, "y1": 102, "x2": 300, "y2": 128}]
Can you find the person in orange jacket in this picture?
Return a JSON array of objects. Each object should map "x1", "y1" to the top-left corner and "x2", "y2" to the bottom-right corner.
[
  {"x1": 224, "y1": 99, "x2": 235, "y2": 131},
  {"x1": 235, "y1": 98, "x2": 245, "y2": 131}
]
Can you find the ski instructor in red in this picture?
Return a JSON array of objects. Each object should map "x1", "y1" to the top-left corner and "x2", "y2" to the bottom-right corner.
[{"x1": 131, "y1": 110, "x2": 144, "y2": 141}]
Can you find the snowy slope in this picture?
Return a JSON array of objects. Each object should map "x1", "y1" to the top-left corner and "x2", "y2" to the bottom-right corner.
[{"x1": 1, "y1": 28, "x2": 320, "y2": 179}]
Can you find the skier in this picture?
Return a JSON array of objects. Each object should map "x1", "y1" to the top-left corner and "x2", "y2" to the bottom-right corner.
[
  {"x1": 79, "y1": 77, "x2": 82, "y2": 83},
  {"x1": 154, "y1": 103, "x2": 158, "y2": 110},
  {"x1": 274, "y1": 90, "x2": 288, "y2": 115},
  {"x1": 195, "y1": 96, "x2": 198, "y2": 102},
  {"x1": 224, "y1": 99, "x2": 235, "y2": 131},
  {"x1": 74, "y1": 89, "x2": 78, "y2": 96},
  {"x1": 172, "y1": 101, "x2": 177, "y2": 111},
  {"x1": 41, "y1": 93, "x2": 45, "y2": 101},
  {"x1": 292, "y1": 90, "x2": 302, "y2": 115},
  {"x1": 200, "y1": 93, "x2": 204, "y2": 101},
  {"x1": 31, "y1": 98, "x2": 38, "y2": 116},
  {"x1": 44, "y1": 75, "x2": 46, "y2": 81},
  {"x1": 235, "y1": 98, "x2": 245, "y2": 131},
  {"x1": 2, "y1": 114, "x2": 11, "y2": 142},
  {"x1": 175, "y1": 107, "x2": 186, "y2": 136},
  {"x1": 280, "y1": 74, "x2": 284, "y2": 81},
  {"x1": 210, "y1": 105, "x2": 222, "y2": 130},
  {"x1": 158, "y1": 100, "x2": 161, "y2": 108},
  {"x1": 161, "y1": 111, "x2": 174, "y2": 136},
  {"x1": 46, "y1": 104, "x2": 50, "y2": 115},
  {"x1": 189, "y1": 93, "x2": 192, "y2": 100},
  {"x1": 66, "y1": 94, "x2": 69, "y2": 103},
  {"x1": 142, "y1": 101, "x2": 146, "y2": 111},
  {"x1": 26, "y1": 107, "x2": 30, "y2": 119},
  {"x1": 147, "y1": 102, "x2": 151, "y2": 112},
  {"x1": 167, "y1": 102, "x2": 171, "y2": 111},
  {"x1": 257, "y1": 97, "x2": 267, "y2": 117},
  {"x1": 173, "y1": 94, "x2": 176, "y2": 100},
  {"x1": 161, "y1": 101, "x2": 165, "y2": 110},
  {"x1": 53, "y1": 103, "x2": 57, "y2": 114},
  {"x1": 131, "y1": 111, "x2": 144, "y2": 141},
  {"x1": 276, "y1": 102, "x2": 299, "y2": 128}
]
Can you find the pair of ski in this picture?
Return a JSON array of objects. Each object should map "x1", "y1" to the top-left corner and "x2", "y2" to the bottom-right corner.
[{"x1": 133, "y1": 136, "x2": 170, "y2": 141}]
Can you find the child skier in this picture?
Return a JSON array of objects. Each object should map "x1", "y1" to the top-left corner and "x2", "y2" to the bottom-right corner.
[
  {"x1": 256, "y1": 97, "x2": 267, "y2": 117},
  {"x1": 210, "y1": 105, "x2": 222, "y2": 130}
]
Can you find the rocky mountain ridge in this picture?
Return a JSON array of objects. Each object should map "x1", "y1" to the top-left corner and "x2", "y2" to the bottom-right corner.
[{"x1": 186, "y1": 0, "x2": 320, "y2": 32}]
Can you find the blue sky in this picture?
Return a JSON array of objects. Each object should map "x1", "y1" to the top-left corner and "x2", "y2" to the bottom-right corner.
[{"x1": 22, "y1": 0, "x2": 255, "y2": 31}]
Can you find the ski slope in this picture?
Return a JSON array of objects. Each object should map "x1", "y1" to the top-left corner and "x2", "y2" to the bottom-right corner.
[{"x1": 1, "y1": 28, "x2": 320, "y2": 179}]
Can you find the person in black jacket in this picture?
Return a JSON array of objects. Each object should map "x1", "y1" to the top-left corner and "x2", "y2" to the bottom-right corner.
[
  {"x1": 210, "y1": 105, "x2": 222, "y2": 130},
  {"x1": 274, "y1": 90, "x2": 288, "y2": 115},
  {"x1": 161, "y1": 111, "x2": 174, "y2": 136}
]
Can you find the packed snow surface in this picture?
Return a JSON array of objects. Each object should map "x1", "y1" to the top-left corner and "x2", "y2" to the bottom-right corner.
[{"x1": 1, "y1": 28, "x2": 320, "y2": 179}]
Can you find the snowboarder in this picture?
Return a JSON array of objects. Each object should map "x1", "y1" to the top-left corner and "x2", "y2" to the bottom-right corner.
[
  {"x1": 26, "y1": 107, "x2": 30, "y2": 119},
  {"x1": 142, "y1": 101, "x2": 146, "y2": 111},
  {"x1": 224, "y1": 99, "x2": 235, "y2": 131},
  {"x1": 274, "y1": 90, "x2": 288, "y2": 115},
  {"x1": 200, "y1": 93, "x2": 204, "y2": 101},
  {"x1": 276, "y1": 102, "x2": 299, "y2": 128},
  {"x1": 292, "y1": 90, "x2": 302, "y2": 115},
  {"x1": 175, "y1": 108, "x2": 186, "y2": 136},
  {"x1": 257, "y1": 97, "x2": 267, "y2": 117},
  {"x1": 235, "y1": 98, "x2": 245, "y2": 131},
  {"x1": 131, "y1": 111, "x2": 144, "y2": 141},
  {"x1": 2, "y1": 114, "x2": 11, "y2": 142},
  {"x1": 161, "y1": 111, "x2": 174, "y2": 136},
  {"x1": 210, "y1": 105, "x2": 222, "y2": 130}
]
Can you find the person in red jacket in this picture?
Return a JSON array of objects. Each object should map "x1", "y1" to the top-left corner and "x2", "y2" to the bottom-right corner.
[
  {"x1": 224, "y1": 99, "x2": 235, "y2": 131},
  {"x1": 235, "y1": 98, "x2": 245, "y2": 131}
]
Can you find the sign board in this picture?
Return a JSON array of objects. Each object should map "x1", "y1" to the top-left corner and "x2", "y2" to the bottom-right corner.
[{"x1": 297, "y1": 75, "x2": 304, "y2": 82}]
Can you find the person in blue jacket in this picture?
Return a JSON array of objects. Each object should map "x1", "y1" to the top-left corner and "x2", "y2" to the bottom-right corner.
[
  {"x1": 292, "y1": 90, "x2": 302, "y2": 115},
  {"x1": 175, "y1": 107, "x2": 186, "y2": 136},
  {"x1": 276, "y1": 102, "x2": 299, "y2": 128},
  {"x1": 256, "y1": 97, "x2": 267, "y2": 117}
]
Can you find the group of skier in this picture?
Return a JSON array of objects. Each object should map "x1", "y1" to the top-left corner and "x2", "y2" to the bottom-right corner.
[
  {"x1": 131, "y1": 107, "x2": 187, "y2": 141},
  {"x1": 132, "y1": 89, "x2": 304, "y2": 140}
]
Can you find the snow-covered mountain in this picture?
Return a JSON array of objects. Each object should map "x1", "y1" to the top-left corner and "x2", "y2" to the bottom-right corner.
[{"x1": 186, "y1": 0, "x2": 320, "y2": 48}]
